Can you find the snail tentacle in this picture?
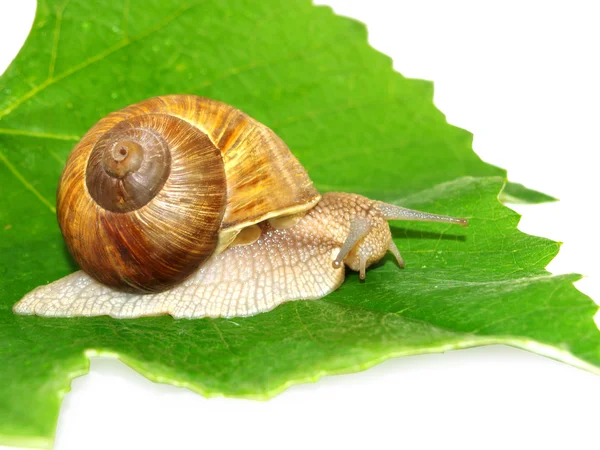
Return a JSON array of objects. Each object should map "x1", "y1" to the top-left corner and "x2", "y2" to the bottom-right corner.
[
  {"x1": 332, "y1": 216, "x2": 372, "y2": 270},
  {"x1": 388, "y1": 240, "x2": 405, "y2": 269}
]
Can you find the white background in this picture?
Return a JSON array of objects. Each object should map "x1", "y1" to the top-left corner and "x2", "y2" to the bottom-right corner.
[{"x1": 1, "y1": 1, "x2": 599, "y2": 449}]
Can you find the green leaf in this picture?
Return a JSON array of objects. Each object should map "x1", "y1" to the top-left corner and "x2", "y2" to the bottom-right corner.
[
  {"x1": 501, "y1": 181, "x2": 558, "y2": 204},
  {"x1": 0, "y1": 0, "x2": 597, "y2": 447}
]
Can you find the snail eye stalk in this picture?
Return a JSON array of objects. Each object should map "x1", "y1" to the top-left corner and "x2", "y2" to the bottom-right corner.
[
  {"x1": 332, "y1": 216, "x2": 372, "y2": 270},
  {"x1": 377, "y1": 202, "x2": 468, "y2": 227}
]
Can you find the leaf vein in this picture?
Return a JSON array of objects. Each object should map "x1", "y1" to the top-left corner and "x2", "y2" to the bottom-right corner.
[
  {"x1": 0, "y1": 128, "x2": 80, "y2": 141},
  {"x1": 48, "y1": 0, "x2": 70, "y2": 80},
  {"x1": 0, "y1": 150, "x2": 56, "y2": 214},
  {"x1": 211, "y1": 321, "x2": 238, "y2": 359},
  {"x1": 294, "y1": 303, "x2": 317, "y2": 342},
  {"x1": 121, "y1": 0, "x2": 130, "y2": 40}
]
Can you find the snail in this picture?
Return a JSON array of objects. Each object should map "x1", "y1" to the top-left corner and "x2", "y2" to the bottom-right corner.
[{"x1": 13, "y1": 95, "x2": 468, "y2": 319}]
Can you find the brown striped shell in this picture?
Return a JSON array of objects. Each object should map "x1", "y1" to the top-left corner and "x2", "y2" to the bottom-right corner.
[{"x1": 57, "y1": 95, "x2": 320, "y2": 293}]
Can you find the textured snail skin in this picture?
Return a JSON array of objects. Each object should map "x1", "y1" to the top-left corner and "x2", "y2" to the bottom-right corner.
[{"x1": 14, "y1": 193, "x2": 400, "y2": 318}]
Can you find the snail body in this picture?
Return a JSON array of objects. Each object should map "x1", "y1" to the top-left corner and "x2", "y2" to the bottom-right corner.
[{"x1": 13, "y1": 96, "x2": 467, "y2": 319}]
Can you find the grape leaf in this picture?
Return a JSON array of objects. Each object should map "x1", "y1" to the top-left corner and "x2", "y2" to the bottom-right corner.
[{"x1": 0, "y1": 0, "x2": 597, "y2": 448}]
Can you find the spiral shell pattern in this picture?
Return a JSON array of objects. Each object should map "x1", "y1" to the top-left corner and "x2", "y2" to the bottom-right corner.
[{"x1": 58, "y1": 109, "x2": 226, "y2": 292}]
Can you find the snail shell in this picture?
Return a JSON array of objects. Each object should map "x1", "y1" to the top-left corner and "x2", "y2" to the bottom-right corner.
[{"x1": 57, "y1": 96, "x2": 320, "y2": 293}]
